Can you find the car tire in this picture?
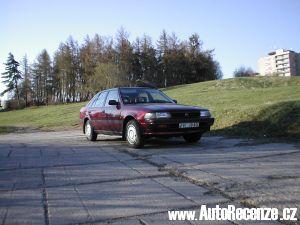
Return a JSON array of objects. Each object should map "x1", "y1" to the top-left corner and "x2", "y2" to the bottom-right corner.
[
  {"x1": 183, "y1": 133, "x2": 202, "y2": 143},
  {"x1": 85, "y1": 120, "x2": 97, "y2": 141},
  {"x1": 126, "y1": 120, "x2": 144, "y2": 148}
]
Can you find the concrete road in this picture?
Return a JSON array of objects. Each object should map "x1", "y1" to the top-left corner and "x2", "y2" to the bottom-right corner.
[{"x1": 0, "y1": 131, "x2": 299, "y2": 225}]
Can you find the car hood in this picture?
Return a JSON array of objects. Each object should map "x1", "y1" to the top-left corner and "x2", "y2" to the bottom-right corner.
[{"x1": 124, "y1": 103, "x2": 207, "y2": 112}]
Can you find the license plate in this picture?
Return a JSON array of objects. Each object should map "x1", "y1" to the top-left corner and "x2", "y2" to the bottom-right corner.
[{"x1": 179, "y1": 122, "x2": 199, "y2": 129}]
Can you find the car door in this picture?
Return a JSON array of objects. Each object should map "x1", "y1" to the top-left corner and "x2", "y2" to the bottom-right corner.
[
  {"x1": 88, "y1": 91, "x2": 107, "y2": 131},
  {"x1": 103, "y1": 90, "x2": 122, "y2": 133}
]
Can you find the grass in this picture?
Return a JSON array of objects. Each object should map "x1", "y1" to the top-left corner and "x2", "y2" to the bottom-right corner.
[
  {"x1": 0, "y1": 102, "x2": 85, "y2": 133},
  {"x1": 0, "y1": 76, "x2": 299, "y2": 139}
]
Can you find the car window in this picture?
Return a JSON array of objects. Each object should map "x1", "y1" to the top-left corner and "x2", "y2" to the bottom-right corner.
[
  {"x1": 147, "y1": 89, "x2": 170, "y2": 102},
  {"x1": 92, "y1": 92, "x2": 107, "y2": 108},
  {"x1": 104, "y1": 90, "x2": 119, "y2": 106},
  {"x1": 120, "y1": 88, "x2": 174, "y2": 104},
  {"x1": 87, "y1": 93, "x2": 99, "y2": 108}
]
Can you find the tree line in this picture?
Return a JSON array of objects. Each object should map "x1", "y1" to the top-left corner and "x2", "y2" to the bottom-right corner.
[{"x1": 1, "y1": 28, "x2": 222, "y2": 108}]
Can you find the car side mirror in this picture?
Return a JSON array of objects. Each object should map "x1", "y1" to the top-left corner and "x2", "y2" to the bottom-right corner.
[
  {"x1": 173, "y1": 99, "x2": 177, "y2": 104},
  {"x1": 108, "y1": 100, "x2": 119, "y2": 105}
]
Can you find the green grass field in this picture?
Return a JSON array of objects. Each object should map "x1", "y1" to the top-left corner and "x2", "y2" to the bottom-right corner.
[{"x1": 0, "y1": 76, "x2": 299, "y2": 138}]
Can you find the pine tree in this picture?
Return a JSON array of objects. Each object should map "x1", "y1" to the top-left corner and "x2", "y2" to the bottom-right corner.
[
  {"x1": 115, "y1": 27, "x2": 133, "y2": 86},
  {"x1": 1, "y1": 53, "x2": 23, "y2": 105},
  {"x1": 157, "y1": 30, "x2": 170, "y2": 87},
  {"x1": 139, "y1": 35, "x2": 157, "y2": 83},
  {"x1": 20, "y1": 55, "x2": 31, "y2": 106},
  {"x1": 32, "y1": 50, "x2": 51, "y2": 105}
]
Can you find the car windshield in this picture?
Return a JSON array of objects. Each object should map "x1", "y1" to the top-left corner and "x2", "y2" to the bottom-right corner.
[{"x1": 120, "y1": 88, "x2": 174, "y2": 104}]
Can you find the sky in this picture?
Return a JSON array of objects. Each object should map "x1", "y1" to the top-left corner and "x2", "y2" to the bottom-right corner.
[{"x1": 1, "y1": 0, "x2": 300, "y2": 95}]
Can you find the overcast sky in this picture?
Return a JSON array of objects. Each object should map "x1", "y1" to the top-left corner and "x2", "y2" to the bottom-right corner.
[{"x1": 1, "y1": 0, "x2": 300, "y2": 95}]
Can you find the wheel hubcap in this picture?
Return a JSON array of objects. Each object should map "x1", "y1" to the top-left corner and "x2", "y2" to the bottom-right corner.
[
  {"x1": 85, "y1": 123, "x2": 91, "y2": 137},
  {"x1": 127, "y1": 125, "x2": 137, "y2": 144}
]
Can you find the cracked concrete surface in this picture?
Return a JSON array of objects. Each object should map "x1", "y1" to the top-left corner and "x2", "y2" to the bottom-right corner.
[{"x1": 0, "y1": 131, "x2": 299, "y2": 225}]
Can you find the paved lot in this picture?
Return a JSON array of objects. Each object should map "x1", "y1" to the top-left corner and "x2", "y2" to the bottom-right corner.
[{"x1": 0, "y1": 131, "x2": 299, "y2": 225}]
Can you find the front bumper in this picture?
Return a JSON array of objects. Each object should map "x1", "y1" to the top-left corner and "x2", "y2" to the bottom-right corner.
[{"x1": 141, "y1": 117, "x2": 214, "y2": 137}]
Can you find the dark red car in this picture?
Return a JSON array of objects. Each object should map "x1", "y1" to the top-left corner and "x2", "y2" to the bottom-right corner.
[{"x1": 79, "y1": 87, "x2": 214, "y2": 148}]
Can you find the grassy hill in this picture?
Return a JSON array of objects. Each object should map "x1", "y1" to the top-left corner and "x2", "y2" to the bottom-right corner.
[
  {"x1": 0, "y1": 76, "x2": 299, "y2": 139},
  {"x1": 164, "y1": 76, "x2": 300, "y2": 138}
]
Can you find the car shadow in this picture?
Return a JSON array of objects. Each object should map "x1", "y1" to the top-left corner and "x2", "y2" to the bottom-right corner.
[
  {"x1": 142, "y1": 137, "x2": 200, "y2": 149},
  {"x1": 95, "y1": 136, "x2": 202, "y2": 149},
  {"x1": 96, "y1": 137, "x2": 123, "y2": 142}
]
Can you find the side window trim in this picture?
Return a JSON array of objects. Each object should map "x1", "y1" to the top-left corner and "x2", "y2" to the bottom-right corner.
[{"x1": 117, "y1": 88, "x2": 124, "y2": 104}]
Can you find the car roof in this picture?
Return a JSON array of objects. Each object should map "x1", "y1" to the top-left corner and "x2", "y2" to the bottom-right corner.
[
  {"x1": 99, "y1": 87, "x2": 156, "y2": 93},
  {"x1": 119, "y1": 87, "x2": 155, "y2": 89}
]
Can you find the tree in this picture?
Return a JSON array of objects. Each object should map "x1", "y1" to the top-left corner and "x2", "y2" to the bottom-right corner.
[
  {"x1": 53, "y1": 37, "x2": 80, "y2": 103},
  {"x1": 157, "y1": 30, "x2": 169, "y2": 87},
  {"x1": 20, "y1": 55, "x2": 31, "y2": 106},
  {"x1": 115, "y1": 27, "x2": 133, "y2": 86},
  {"x1": 213, "y1": 61, "x2": 223, "y2": 80},
  {"x1": 234, "y1": 66, "x2": 255, "y2": 77},
  {"x1": 138, "y1": 35, "x2": 158, "y2": 83},
  {"x1": 188, "y1": 33, "x2": 202, "y2": 56},
  {"x1": 131, "y1": 37, "x2": 143, "y2": 81},
  {"x1": 32, "y1": 50, "x2": 52, "y2": 105},
  {"x1": 66, "y1": 37, "x2": 81, "y2": 102},
  {"x1": 1, "y1": 53, "x2": 23, "y2": 105},
  {"x1": 94, "y1": 63, "x2": 122, "y2": 90},
  {"x1": 79, "y1": 34, "x2": 108, "y2": 100}
]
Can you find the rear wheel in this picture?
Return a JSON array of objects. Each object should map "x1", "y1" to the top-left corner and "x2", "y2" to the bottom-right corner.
[
  {"x1": 85, "y1": 120, "x2": 97, "y2": 141},
  {"x1": 183, "y1": 133, "x2": 202, "y2": 143},
  {"x1": 126, "y1": 120, "x2": 144, "y2": 148}
]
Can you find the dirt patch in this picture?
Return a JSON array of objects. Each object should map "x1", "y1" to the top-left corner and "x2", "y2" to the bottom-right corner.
[{"x1": 0, "y1": 126, "x2": 42, "y2": 134}]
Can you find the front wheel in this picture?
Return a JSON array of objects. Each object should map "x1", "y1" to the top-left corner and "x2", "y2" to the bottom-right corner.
[
  {"x1": 85, "y1": 120, "x2": 97, "y2": 141},
  {"x1": 183, "y1": 133, "x2": 202, "y2": 143},
  {"x1": 126, "y1": 120, "x2": 144, "y2": 148}
]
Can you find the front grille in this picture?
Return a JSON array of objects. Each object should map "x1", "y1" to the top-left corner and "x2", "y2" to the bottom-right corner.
[{"x1": 170, "y1": 111, "x2": 200, "y2": 119}]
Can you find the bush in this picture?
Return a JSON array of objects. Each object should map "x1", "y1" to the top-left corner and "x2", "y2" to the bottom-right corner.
[{"x1": 4, "y1": 99, "x2": 26, "y2": 110}]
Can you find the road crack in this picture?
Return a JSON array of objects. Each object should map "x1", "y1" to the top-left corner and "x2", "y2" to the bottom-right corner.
[{"x1": 41, "y1": 169, "x2": 50, "y2": 225}]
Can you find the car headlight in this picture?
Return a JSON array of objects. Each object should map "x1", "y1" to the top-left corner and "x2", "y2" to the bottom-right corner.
[
  {"x1": 144, "y1": 112, "x2": 171, "y2": 120},
  {"x1": 200, "y1": 110, "x2": 211, "y2": 118}
]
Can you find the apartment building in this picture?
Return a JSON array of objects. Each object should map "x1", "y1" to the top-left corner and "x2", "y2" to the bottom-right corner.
[{"x1": 258, "y1": 49, "x2": 300, "y2": 76}]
